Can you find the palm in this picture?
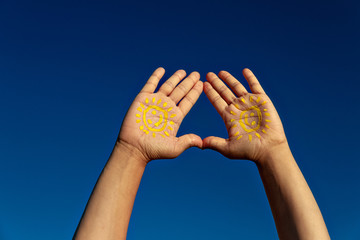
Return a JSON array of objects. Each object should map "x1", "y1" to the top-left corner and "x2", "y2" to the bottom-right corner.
[
  {"x1": 118, "y1": 68, "x2": 203, "y2": 162},
  {"x1": 204, "y1": 69, "x2": 287, "y2": 162},
  {"x1": 120, "y1": 93, "x2": 183, "y2": 158}
]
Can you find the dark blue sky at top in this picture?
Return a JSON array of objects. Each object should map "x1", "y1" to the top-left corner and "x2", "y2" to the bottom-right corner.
[{"x1": 0, "y1": 0, "x2": 359, "y2": 239}]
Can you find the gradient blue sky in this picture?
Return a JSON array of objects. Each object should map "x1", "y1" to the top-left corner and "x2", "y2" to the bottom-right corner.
[{"x1": 0, "y1": 0, "x2": 359, "y2": 239}]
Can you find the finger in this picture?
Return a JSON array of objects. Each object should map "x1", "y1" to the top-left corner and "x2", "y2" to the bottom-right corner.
[
  {"x1": 178, "y1": 81, "x2": 203, "y2": 116},
  {"x1": 203, "y1": 136, "x2": 229, "y2": 155},
  {"x1": 169, "y1": 71, "x2": 200, "y2": 104},
  {"x1": 206, "y1": 72, "x2": 236, "y2": 104},
  {"x1": 203, "y1": 81, "x2": 227, "y2": 115},
  {"x1": 242, "y1": 68, "x2": 265, "y2": 94},
  {"x1": 218, "y1": 71, "x2": 248, "y2": 96},
  {"x1": 158, "y1": 69, "x2": 187, "y2": 95},
  {"x1": 140, "y1": 67, "x2": 165, "y2": 93},
  {"x1": 173, "y1": 134, "x2": 203, "y2": 156}
]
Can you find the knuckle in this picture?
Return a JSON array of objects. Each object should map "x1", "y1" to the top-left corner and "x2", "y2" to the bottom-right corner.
[
  {"x1": 232, "y1": 81, "x2": 241, "y2": 89},
  {"x1": 165, "y1": 80, "x2": 175, "y2": 89},
  {"x1": 185, "y1": 95, "x2": 195, "y2": 104},
  {"x1": 218, "y1": 85, "x2": 228, "y2": 94},
  {"x1": 250, "y1": 81, "x2": 261, "y2": 88},
  {"x1": 223, "y1": 72, "x2": 231, "y2": 80},
  {"x1": 212, "y1": 95, "x2": 222, "y2": 104},
  {"x1": 148, "y1": 82, "x2": 157, "y2": 88},
  {"x1": 177, "y1": 83, "x2": 187, "y2": 92},
  {"x1": 175, "y1": 72, "x2": 183, "y2": 81}
]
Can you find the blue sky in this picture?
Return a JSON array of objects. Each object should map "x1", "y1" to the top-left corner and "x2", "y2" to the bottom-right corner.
[{"x1": 0, "y1": 0, "x2": 359, "y2": 239}]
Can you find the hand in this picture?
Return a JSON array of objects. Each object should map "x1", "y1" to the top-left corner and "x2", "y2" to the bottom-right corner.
[
  {"x1": 117, "y1": 67, "x2": 203, "y2": 164},
  {"x1": 203, "y1": 69, "x2": 287, "y2": 162}
]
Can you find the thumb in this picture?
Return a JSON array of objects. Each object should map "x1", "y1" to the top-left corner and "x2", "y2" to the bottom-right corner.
[
  {"x1": 203, "y1": 136, "x2": 229, "y2": 155},
  {"x1": 174, "y1": 134, "x2": 203, "y2": 155}
]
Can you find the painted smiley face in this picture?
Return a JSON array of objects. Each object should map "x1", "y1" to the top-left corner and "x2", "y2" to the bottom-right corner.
[
  {"x1": 230, "y1": 96, "x2": 271, "y2": 142},
  {"x1": 135, "y1": 97, "x2": 176, "y2": 138}
]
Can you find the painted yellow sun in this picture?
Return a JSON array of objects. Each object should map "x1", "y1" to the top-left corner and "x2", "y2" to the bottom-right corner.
[
  {"x1": 135, "y1": 97, "x2": 176, "y2": 138},
  {"x1": 230, "y1": 96, "x2": 271, "y2": 142}
]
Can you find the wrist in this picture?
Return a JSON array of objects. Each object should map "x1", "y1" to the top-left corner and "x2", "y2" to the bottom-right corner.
[
  {"x1": 113, "y1": 140, "x2": 150, "y2": 168},
  {"x1": 256, "y1": 142, "x2": 292, "y2": 167}
]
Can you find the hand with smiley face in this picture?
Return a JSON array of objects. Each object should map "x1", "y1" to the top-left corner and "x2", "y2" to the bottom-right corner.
[
  {"x1": 117, "y1": 67, "x2": 203, "y2": 164},
  {"x1": 203, "y1": 69, "x2": 288, "y2": 163}
]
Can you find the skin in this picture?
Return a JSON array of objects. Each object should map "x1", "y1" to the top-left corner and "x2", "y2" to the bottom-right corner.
[
  {"x1": 203, "y1": 69, "x2": 330, "y2": 239},
  {"x1": 74, "y1": 67, "x2": 330, "y2": 240},
  {"x1": 73, "y1": 67, "x2": 203, "y2": 240}
]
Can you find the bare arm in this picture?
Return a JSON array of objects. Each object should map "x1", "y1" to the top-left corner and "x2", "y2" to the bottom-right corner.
[
  {"x1": 257, "y1": 143, "x2": 329, "y2": 239},
  {"x1": 203, "y1": 69, "x2": 330, "y2": 239},
  {"x1": 74, "y1": 67, "x2": 203, "y2": 240},
  {"x1": 73, "y1": 143, "x2": 147, "y2": 240}
]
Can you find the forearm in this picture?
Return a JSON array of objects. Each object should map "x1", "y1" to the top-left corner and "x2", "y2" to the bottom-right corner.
[
  {"x1": 256, "y1": 143, "x2": 330, "y2": 240},
  {"x1": 74, "y1": 142, "x2": 147, "y2": 240}
]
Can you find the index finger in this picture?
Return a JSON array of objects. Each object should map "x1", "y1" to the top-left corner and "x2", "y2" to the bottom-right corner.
[
  {"x1": 203, "y1": 81, "x2": 227, "y2": 116},
  {"x1": 242, "y1": 68, "x2": 265, "y2": 94},
  {"x1": 140, "y1": 67, "x2": 165, "y2": 93}
]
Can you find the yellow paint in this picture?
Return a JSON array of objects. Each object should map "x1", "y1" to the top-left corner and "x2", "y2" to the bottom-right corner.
[
  {"x1": 237, "y1": 135, "x2": 243, "y2": 140},
  {"x1": 265, "y1": 119, "x2": 271, "y2": 122},
  {"x1": 170, "y1": 114, "x2": 176, "y2": 118},
  {"x1": 241, "y1": 97, "x2": 246, "y2": 103},
  {"x1": 234, "y1": 104, "x2": 240, "y2": 110},
  {"x1": 239, "y1": 105, "x2": 262, "y2": 133},
  {"x1": 244, "y1": 114, "x2": 250, "y2": 125},
  {"x1": 256, "y1": 97, "x2": 261, "y2": 103},
  {"x1": 231, "y1": 124, "x2": 237, "y2": 129},
  {"x1": 137, "y1": 100, "x2": 175, "y2": 138},
  {"x1": 251, "y1": 121, "x2": 256, "y2": 126},
  {"x1": 230, "y1": 119, "x2": 235, "y2": 122},
  {"x1": 265, "y1": 124, "x2": 270, "y2": 129},
  {"x1": 234, "y1": 131, "x2": 239, "y2": 136},
  {"x1": 262, "y1": 129, "x2": 267, "y2": 133},
  {"x1": 265, "y1": 113, "x2": 270, "y2": 116},
  {"x1": 250, "y1": 112, "x2": 255, "y2": 117},
  {"x1": 154, "y1": 114, "x2": 163, "y2": 127},
  {"x1": 143, "y1": 105, "x2": 168, "y2": 132},
  {"x1": 249, "y1": 135, "x2": 252, "y2": 141},
  {"x1": 261, "y1": 101, "x2": 267, "y2": 106},
  {"x1": 264, "y1": 109, "x2": 268, "y2": 111},
  {"x1": 230, "y1": 110, "x2": 236, "y2": 116},
  {"x1": 255, "y1": 133, "x2": 261, "y2": 139},
  {"x1": 250, "y1": 96, "x2": 253, "y2": 102}
]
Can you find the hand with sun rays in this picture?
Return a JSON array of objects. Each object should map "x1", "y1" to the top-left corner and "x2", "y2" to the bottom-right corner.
[
  {"x1": 117, "y1": 67, "x2": 203, "y2": 164},
  {"x1": 203, "y1": 69, "x2": 287, "y2": 162}
]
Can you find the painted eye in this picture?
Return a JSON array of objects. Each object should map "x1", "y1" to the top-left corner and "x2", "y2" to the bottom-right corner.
[{"x1": 135, "y1": 97, "x2": 176, "y2": 138}]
